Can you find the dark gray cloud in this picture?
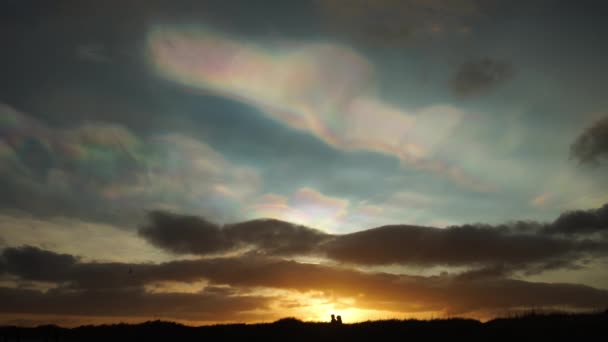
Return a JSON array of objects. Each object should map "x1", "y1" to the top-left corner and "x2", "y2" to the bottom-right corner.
[
  {"x1": 321, "y1": 224, "x2": 602, "y2": 270},
  {"x1": 138, "y1": 205, "x2": 608, "y2": 274},
  {"x1": 570, "y1": 116, "x2": 608, "y2": 166},
  {"x1": 0, "y1": 286, "x2": 270, "y2": 322},
  {"x1": 224, "y1": 219, "x2": 331, "y2": 256},
  {"x1": 449, "y1": 58, "x2": 514, "y2": 96},
  {"x1": 1, "y1": 245, "x2": 78, "y2": 282},
  {"x1": 2, "y1": 246, "x2": 608, "y2": 318},
  {"x1": 545, "y1": 203, "x2": 608, "y2": 236},
  {"x1": 1, "y1": 245, "x2": 197, "y2": 289},
  {"x1": 6, "y1": 203, "x2": 607, "y2": 294},
  {"x1": 139, "y1": 211, "x2": 331, "y2": 256},
  {"x1": 138, "y1": 211, "x2": 232, "y2": 255}
]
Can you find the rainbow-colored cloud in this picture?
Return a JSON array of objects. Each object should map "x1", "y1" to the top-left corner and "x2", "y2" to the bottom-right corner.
[{"x1": 147, "y1": 26, "x2": 489, "y2": 191}]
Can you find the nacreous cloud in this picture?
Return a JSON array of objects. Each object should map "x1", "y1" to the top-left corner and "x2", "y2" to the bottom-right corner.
[
  {"x1": 147, "y1": 26, "x2": 491, "y2": 192},
  {"x1": 0, "y1": 104, "x2": 260, "y2": 224}
]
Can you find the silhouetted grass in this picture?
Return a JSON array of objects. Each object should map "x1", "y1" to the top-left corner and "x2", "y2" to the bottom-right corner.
[{"x1": 1, "y1": 311, "x2": 606, "y2": 341}]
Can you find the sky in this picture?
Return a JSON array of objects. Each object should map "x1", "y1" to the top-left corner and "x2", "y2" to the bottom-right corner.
[{"x1": 1, "y1": 0, "x2": 608, "y2": 326}]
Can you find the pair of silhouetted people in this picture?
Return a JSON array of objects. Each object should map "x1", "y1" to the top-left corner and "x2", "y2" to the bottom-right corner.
[{"x1": 330, "y1": 314, "x2": 342, "y2": 324}]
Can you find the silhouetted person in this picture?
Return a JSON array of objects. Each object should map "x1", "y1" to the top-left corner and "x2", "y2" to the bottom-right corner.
[
  {"x1": 337, "y1": 315, "x2": 342, "y2": 324},
  {"x1": 331, "y1": 314, "x2": 336, "y2": 324}
]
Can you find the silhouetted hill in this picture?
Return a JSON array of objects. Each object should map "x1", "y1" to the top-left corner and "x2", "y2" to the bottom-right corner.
[{"x1": 1, "y1": 311, "x2": 607, "y2": 341}]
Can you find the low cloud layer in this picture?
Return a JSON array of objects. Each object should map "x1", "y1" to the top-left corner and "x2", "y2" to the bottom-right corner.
[
  {"x1": 137, "y1": 203, "x2": 608, "y2": 275},
  {"x1": 449, "y1": 58, "x2": 514, "y2": 96},
  {"x1": 571, "y1": 116, "x2": 608, "y2": 166},
  {"x1": 322, "y1": 224, "x2": 602, "y2": 272},
  {"x1": 139, "y1": 211, "x2": 330, "y2": 256},
  {"x1": 2, "y1": 245, "x2": 608, "y2": 322},
  {"x1": 545, "y1": 203, "x2": 608, "y2": 236},
  {"x1": 0, "y1": 286, "x2": 269, "y2": 322},
  {"x1": 2, "y1": 202, "x2": 608, "y2": 323}
]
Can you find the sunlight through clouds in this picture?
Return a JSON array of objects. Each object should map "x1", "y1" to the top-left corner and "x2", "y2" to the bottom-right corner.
[
  {"x1": 249, "y1": 188, "x2": 349, "y2": 232},
  {"x1": 3, "y1": 0, "x2": 608, "y2": 328}
]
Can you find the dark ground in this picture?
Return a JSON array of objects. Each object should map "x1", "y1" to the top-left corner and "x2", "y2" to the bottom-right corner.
[{"x1": 1, "y1": 311, "x2": 607, "y2": 342}]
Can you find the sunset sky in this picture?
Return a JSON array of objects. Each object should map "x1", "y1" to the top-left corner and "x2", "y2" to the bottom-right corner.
[{"x1": 1, "y1": 0, "x2": 608, "y2": 326}]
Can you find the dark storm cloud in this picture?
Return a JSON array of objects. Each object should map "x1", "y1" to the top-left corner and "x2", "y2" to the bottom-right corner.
[
  {"x1": 570, "y1": 116, "x2": 608, "y2": 166},
  {"x1": 138, "y1": 204, "x2": 608, "y2": 273},
  {"x1": 6, "y1": 203, "x2": 607, "y2": 292},
  {"x1": 0, "y1": 286, "x2": 270, "y2": 322},
  {"x1": 139, "y1": 211, "x2": 331, "y2": 256},
  {"x1": 224, "y1": 219, "x2": 331, "y2": 255},
  {"x1": 1, "y1": 245, "x2": 193, "y2": 289},
  {"x1": 321, "y1": 224, "x2": 601, "y2": 270},
  {"x1": 449, "y1": 58, "x2": 514, "y2": 96},
  {"x1": 544, "y1": 203, "x2": 608, "y2": 236},
  {"x1": 2, "y1": 247, "x2": 608, "y2": 317},
  {"x1": 1, "y1": 246, "x2": 78, "y2": 282},
  {"x1": 138, "y1": 211, "x2": 232, "y2": 255}
]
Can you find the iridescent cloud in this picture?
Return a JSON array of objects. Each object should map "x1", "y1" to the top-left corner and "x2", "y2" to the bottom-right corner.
[
  {"x1": 249, "y1": 188, "x2": 349, "y2": 232},
  {"x1": 147, "y1": 26, "x2": 490, "y2": 191},
  {"x1": 248, "y1": 187, "x2": 445, "y2": 233},
  {"x1": 0, "y1": 105, "x2": 260, "y2": 223}
]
